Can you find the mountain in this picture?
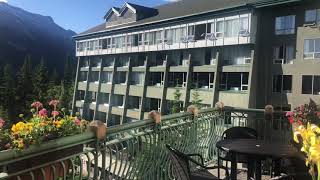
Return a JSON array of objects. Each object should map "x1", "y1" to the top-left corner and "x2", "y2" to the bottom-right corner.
[{"x1": 0, "y1": 2, "x2": 76, "y2": 73}]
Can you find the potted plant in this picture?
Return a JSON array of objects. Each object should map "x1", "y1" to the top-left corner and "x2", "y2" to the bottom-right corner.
[
  {"x1": 286, "y1": 99, "x2": 320, "y2": 180},
  {"x1": 0, "y1": 100, "x2": 89, "y2": 180}
]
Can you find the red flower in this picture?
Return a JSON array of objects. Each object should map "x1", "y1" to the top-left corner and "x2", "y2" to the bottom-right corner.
[
  {"x1": 31, "y1": 102, "x2": 43, "y2": 109},
  {"x1": 0, "y1": 118, "x2": 5, "y2": 128},
  {"x1": 74, "y1": 119, "x2": 81, "y2": 126},
  {"x1": 288, "y1": 117, "x2": 294, "y2": 124},
  {"x1": 38, "y1": 108, "x2": 48, "y2": 117},
  {"x1": 51, "y1": 111, "x2": 59, "y2": 117},
  {"x1": 297, "y1": 120, "x2": 303, "y2": 126}
]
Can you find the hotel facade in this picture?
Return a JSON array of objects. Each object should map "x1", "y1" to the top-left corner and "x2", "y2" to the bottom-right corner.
[{"x1": 72, "y1": 0, "x2": 320, "y2": 125}]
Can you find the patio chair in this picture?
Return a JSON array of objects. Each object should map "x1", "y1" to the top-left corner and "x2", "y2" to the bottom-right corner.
[
  {"x1": 217, "y1": 127, "x2": 258, "y2": 177},
  {"x1": 166, "y1": 145, "x2": 229, "y2": 180}
]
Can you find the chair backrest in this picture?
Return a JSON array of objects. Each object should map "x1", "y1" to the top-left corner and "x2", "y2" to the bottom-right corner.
[
  {"x1": 222, "y1": 127, "x2": 258, "y2": 140},
  {"x1": 166, "y1": 145, "x2": 190, "y2": 180}
]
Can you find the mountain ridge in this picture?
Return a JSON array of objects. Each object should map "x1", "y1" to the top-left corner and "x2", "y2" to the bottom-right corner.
[{"x1": 0, "y1": 2, "x2": 76, "y2": 73}]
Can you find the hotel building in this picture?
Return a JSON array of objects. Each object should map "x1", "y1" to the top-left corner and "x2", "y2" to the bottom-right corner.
[{"x1": 72, "y1": 0, "x2": 320, "y2": 125}]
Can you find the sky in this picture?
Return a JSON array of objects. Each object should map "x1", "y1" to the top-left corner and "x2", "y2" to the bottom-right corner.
[{"x1": 3, "y1": 0, "x2": 176, "y2": 33}]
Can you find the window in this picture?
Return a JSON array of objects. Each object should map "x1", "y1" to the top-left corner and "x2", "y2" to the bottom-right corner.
[
  {"x1": 275, "y1": 15, "x2": 295, "y2": 35},
  {"x1": 216, "y1": 21, "x2": 224, "y2": 38},
  {"x1": 305, "y1": 9, "x2": 320, "y2": 23},
  {"x1": 101, "y1": 72, "x2": 112, "y2": 83},
  {"x1": 273, "y1": 45, "x2": 295, "y2": 64},
  {"x1": 164, "y1": 29, "x2": 173, "y2": 44},
  {"x1": 138, "y1": 33, "x2": 143, "y2": 46},
  {"x1": 273, "y1": 75, "x2": 292, "y2": 93},
  {"x1": 304, "y1": 39, "x2": 320, "y2": 59},
  {"x1": 155, "y1": 31, "x2": 163, "y2": 44},
  {"x1": 224, "y1": 18, "x2": 240, "y2": 37},
  {"x1": 194, "y1": 24, "x2": 206, "y2": 40},
  {"x1": 302, "y1": 75, "x2": 320, "y2": 95},
  {"x1": 239, "y1": 16, "x2": 250, "y2": 36},
  {"x1": 219, "y1": 72, "x2": 249, "y2": 91}
]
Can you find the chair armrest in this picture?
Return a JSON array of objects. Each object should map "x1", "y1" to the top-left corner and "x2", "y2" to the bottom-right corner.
[
  {"x1": 204, "y1": 165, "x2": 230, "y2": 178},
  {"x1": 186, "y1": 154, "x2": 204, "y2": 166},
  {"x1": 270, "y1": 174, "x2": 292, "y2": 180}
]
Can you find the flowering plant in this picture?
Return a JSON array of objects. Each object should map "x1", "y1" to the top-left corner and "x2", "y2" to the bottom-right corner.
[
  {"x1": 294, "y1": 124, "x2": 320, "y2": 180},
  {"x1": 288, "y1": 100, "x2": 320, "y2": 180},
  {"x1": 286, "y1": 99, "x2": 320, "y2": 126},
  {"x1": 0, "y1": 118, "x2": 11, "y2": 151},
  {"x1": 3, "y1": 100, "x2": 88, "y2": 150}
]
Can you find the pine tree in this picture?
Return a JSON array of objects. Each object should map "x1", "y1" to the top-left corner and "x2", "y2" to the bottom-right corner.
[
  {"x1": 33, "y1": 58, "x2": 49, "y2": 102},
  {"x1": 2, "y1": 64, "x2": 16, "y2": 121},
  {"x1": 16, "y1": 55, "x2": 35, "y2": 114},
  {"x1": 63, "y1": 55, "x2": 74, "y2": 86},
  {"x1": 50, "y1": 68, "x2": 60, "y2": 86},
  {"x1": 191, "y1": 90, "x2": 202, "y2": 109},
  {"x1": 171, "y1": 89, "x2": 182, "y2": 113}
]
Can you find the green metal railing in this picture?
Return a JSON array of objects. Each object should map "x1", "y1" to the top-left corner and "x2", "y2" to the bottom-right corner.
[{"x1": 0, "y1": 107, "x2": 292, "y2": 180}]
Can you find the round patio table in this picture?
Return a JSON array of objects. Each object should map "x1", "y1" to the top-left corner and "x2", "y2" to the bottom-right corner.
[{"x1": 216, "y1": 139, "x2": 300, "y2": 180}]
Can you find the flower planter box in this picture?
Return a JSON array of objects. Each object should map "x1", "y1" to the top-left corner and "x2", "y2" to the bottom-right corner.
[{"x1": 0, "y1": 132, "x2": 95, "y2": 180}]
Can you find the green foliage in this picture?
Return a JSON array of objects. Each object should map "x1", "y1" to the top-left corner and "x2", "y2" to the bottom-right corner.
[
  {"x1": 0, "y1": 55, "x2": 75, "y2": 122},
  {"x1": 16, "y1": 55, "x2": 35, "y2": 115},
  {"x1": 171, "y1": 89, "x2": 182, "y2": 113},
  {"x1": 59, "y1": 81, "x2": 74, "y2": 109},
  {"x1": 0, "y1": 64, "x2": 16, "y2": 121},
  {"x1": 33, "y1": 59, "x2": 49, "y2": 102},
  {"x1": 191, "y1": 90, "x2": 202, "y2": 109}
]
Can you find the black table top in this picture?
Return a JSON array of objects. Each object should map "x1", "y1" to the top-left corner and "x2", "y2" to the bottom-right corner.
[{"x1": 216, "y1": 139, "x2": 300, "y2": 159}]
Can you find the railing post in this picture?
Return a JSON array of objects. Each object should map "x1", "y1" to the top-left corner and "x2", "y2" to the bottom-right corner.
[
  {"x1": 148, "y1": 111, "x2": 161, "y2": 132},
  {"x1": 187, "y1": 105, "x2": 199, "y2": 120},
  {"x1": 89, "y1": 120, "x2": 107, "y2": 179},
  {"x1": 264, "y1": 105, "x2": 274, "y2": 141}
]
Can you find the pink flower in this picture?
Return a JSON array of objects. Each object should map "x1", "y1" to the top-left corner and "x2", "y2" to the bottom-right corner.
[
  {"x1": 286, "y1": 111, "x2": 294, "y2": 117},
  {"x1": 74, "y1": 119, "x2": 81, "y2": 126},
  {"x1": 0, "y1": 118, "x2": 5, "y2": 128},
  {"x1": 300, "y1": 105, "x2": 305, "y2": 112},
  {"x1": 31, "y1": 101, "x2": 43, "y2": 109},
  {"x1": 288, "y1": 117, "x2": 294, "y2": 124},
  {"x1": 51, "y1": 111, "x2": 59, "y2": 117},
  {"x1": 38, "y1": 108, "x2": 48, "y2": 117},
  {"x1": 49, "y1": 100, "x2": 59, "y2": 108},
  {"x1": 297, "y1": 120, "x2": 303, "y2": 126},
  {"x1": 316, "y1": 111, "x2": 320, "y2": 117}
]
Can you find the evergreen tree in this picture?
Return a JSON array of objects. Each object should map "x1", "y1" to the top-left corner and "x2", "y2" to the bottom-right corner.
[
  {"x1": 50, "y1": 68, "x2": 60, "y2": 86},
  {"x1": 63, "y1": 55, "x2": 74, "y2": 86},
  {"x1": 33, "y1": 59, "x2": 49, "y2": 102},
  {"x1": 16, "y1": 55, "x2": 35, "y2": 114},
  {"x1": 2, "y1": 64, "x2": 16, "y2": 121},
  {"x1": 59, "y1": 80, "x2": 74, "y2": 110},
  {"x1": 46, "y1": 83, "x2": 62, "y2": 102},
  {"x1": 191, "y1": 90, "x2": 202, "y2": 109},
  {"x1": 171, "y1": 89, "x2": 182, "y2": 113}
]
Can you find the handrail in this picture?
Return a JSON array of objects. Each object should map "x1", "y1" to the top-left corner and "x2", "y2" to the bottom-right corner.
[
  {"x1": 0, "y1": 106, "x2": 292, "y2": 180},
  {"x1": 0, "y1": 107, "x2": 285, "y2": 164}
]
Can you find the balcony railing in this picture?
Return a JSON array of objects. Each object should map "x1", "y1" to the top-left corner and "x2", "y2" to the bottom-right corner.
[{"x1": 0, "y1": 107, "x2": 292, "y2": 180}]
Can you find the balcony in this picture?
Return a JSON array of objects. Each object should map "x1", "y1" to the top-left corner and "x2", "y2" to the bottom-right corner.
[{"x1": 0, "y1": 107, "x2": 295, "y2": 180}]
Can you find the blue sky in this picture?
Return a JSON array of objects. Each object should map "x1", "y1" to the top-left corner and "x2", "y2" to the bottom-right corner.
[{"x1": 5, "y1": 0, "x2": 171, "y2": 33}]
